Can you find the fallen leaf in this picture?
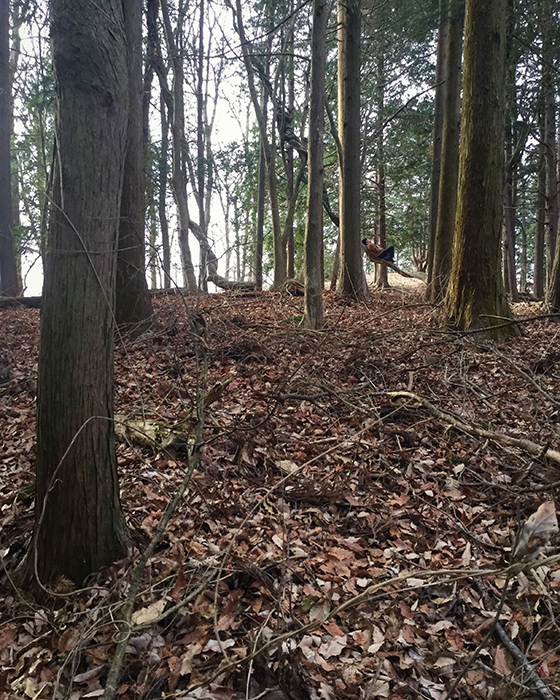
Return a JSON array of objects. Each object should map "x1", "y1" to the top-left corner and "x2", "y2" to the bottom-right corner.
[{"x1": 131, "y1": 599, "x2": 167, "y2": 626}]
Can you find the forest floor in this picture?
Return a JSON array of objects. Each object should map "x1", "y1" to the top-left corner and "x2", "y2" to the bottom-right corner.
[{"x1": 1, "y1": 273, "x2": 560, "y2": 700}]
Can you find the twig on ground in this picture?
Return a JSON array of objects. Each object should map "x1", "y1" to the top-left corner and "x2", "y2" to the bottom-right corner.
[{"x1": 386, "y1": 390, "x2": 560, "y2": 465}]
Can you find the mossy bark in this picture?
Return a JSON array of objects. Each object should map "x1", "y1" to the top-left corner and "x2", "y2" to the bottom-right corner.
[{"x1": 442, "y1": 0, "x2": 519, "y2": 340}]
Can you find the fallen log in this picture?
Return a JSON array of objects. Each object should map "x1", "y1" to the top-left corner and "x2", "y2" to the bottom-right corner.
[{"x1": 0, "y1": 296, "x2": 42, "y2": 309}]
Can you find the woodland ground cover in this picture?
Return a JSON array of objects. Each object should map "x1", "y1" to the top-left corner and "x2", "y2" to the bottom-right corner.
[{"x1": 1, "y1": 277, "x2": 559, "y2": 700}]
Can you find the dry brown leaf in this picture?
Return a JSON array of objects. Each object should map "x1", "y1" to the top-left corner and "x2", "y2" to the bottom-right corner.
[{"x1": 514, "y1": 501, "x2": 559, "y2": 561}]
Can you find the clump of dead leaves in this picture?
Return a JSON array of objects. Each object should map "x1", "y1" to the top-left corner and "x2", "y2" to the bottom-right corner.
[{"x1": 0, "y1": 279, "x2": 559, "y2": 700}]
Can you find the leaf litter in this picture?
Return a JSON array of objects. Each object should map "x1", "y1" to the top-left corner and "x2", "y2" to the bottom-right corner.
[{"x1": 0, "y1": 277, "x2": 559, "y2": 700}]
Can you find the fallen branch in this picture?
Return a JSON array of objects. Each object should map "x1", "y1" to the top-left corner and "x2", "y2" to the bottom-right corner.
[
  {"x1": 374, "y1": 258, "x2": 426, "y2": 280},
  {"x1": 474, "y1": 578, "x2": 558, "y2": 700},
  {"x1": 386, "y1": 390, "x2": 560, "y2": 465},
  {"x1": 0, "y1": 296, "x2": 41, "y2": 309}
]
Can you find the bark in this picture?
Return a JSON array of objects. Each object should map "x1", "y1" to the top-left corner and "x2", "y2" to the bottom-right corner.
[
  {"x1": 303, "y1": 0, "x2": 328, "y2": 329},
  {"x1": 161, "y1": 0, "x2": 197, "y2": 292},
  {"x1": 336, "y1": 0, "x2": 367, "y2": 300},
  {"x1": 503, "y1": 117, "x2": 520, "y2": 301},
  {"x1": 0, "y1": 0, "x2": 20, "y2": 296},
  {"x1": 428, "y1": 0, "x2": 463, "y2": 303},
  {"x1": 116, "y1": 0, "x2": 153, "y2": 332},
  {"x1": 541, "y1": 0, "x2": 558, "y2": 297},
  {"x1": 255, "y1": 138, "x2": 266, "y2": 289},
  {"x1": 442, "y1": 0, "x2": 518, "y2": 339},
  {"x1": 196, "y1": 0, "x2": 207, "y2": 291},
  {"x1": 159, "y1": 93, "x2": 171, "y2": 288},
  {"x1": 503, "y1": 184, "x2": 518, "y2": 300},
  {"x1": 20, "y1": 0, "x2": 129, "y2": 589},
  {"x1": 374, "y1": 53, "x2": 389, "y2": 289},
  {"x1": 543, "y1": 36, "x2": 558, "y2": 280},
  {"x1": 534, "y1": 139, "x2": 546, "y2": 299},
  {"x1": 426, "y1": 0, "x2": 448, "y2": 290}
]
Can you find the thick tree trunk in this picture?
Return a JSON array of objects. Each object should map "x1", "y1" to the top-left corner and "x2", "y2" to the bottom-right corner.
[
  {"x1": 21, "y1": 0, "x2": 130, "y2": 589},
  {"x1": 442, "y1": 0, "x2": 518, "y2": 339},
  {"x1": 0, "y1": 0, "x2": 20, "y2": 297},
  {"x1": 336, "y1": 0, "x2": 367, "y2": 300},
  {"x1": 428, "y1": 0, "x2": 463, "y2": 303},
  {"x1": 303, "y1": 0, "x2": 328, "y2": 329},
  {"x1": 116, "y1": 0, "x2": 153, "y2": 332}
]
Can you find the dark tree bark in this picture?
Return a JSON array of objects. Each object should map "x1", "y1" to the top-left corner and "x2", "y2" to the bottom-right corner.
[
  {"x1": 19, "y1": 0, "x2": 129, "y2": 589},
  {"x1": 303, "y1": 0, "x2": 328, "y2": 329},
  {"x1": 336, "y1": 0, "x2": 367, "y2": 300},
  {"x1": 116, "y1": 0, "x2": 153, "y2": 332},
  {"x1": 534, "y1": 138, "x2": 546, "y2": 299},
  {"x1": 426, "y1": 0, "x2": 448, "y2": 290},
  {"x1": 542, "y1": 10, "x2": 558, "y2": 281},
  {"x1": 255, "y1": 138, "x2": 266, "y2": 290},
  {"x1": 503, "y1": 116, "x2": 520, "y2": 302},
  {"x1": 159, "y1": 93, "x2": 171, "y2": 288},
  {"x1": 442, "y1": 0, "x2": 518, "y2": 339},
  {"x1": 0, "y1": 0, "x2": 20, "y2": 297},
  {"x1": 428, "y1": 0, "x2": 463, "y2": 303},
  {"x1": 374, "y1": 52, "x2": 388, "y2": 289}
]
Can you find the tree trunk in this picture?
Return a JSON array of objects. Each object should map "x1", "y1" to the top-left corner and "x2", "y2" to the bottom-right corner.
[
  {"x1": 336, "y1": 0, "x2": 367, "y2": 300},
  {"x1": 442, "y1": 0, "x2": 518, "y2": 339},
  {"x1": 0, "y1": 0, "x2": 20, "y2": 297},
  {"x1": 232, "y1": 0, "x2": 286, "y2": 287},
  {"x1": 542, "y1": 1, "x2": 558, "y2": 282},
  {"x1": 116, "y1": 0, "x2": 153, "y2": 332},
  {"x1": 426, "y1": 0, "x2": 448, "y2": 290},
  {"x1": 161, "y1": 0, "x2": 197, "y2": 293},
  {"x1": 503, "y1": 117, "x2": 520, "y2": 301},
  {"x1": 374, "y1": 53, "x2": 389, "y2": 289},
  {"x1": 303, "y1": 0, "x2": 328, "y2": 329},
  {"x1": 159, "y1": 93, "x2": 171, "y2": 288},
  {"x1": 428, "y1": 0, "x2": 463, "y2": 303},
  {"x1": 534, "y1": 138, "x2": 546, "y2": 299},
  {"x1": 20, "y1": 0, "x2": 129, "y2": 590}
]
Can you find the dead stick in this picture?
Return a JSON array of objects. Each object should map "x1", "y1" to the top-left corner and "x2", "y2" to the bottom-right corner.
[{"x1": 386, "y1": 390, "x2": 560, "y2": 465}]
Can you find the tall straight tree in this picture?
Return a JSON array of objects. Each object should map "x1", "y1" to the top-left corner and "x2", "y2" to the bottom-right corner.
[
  {"x1": 161, "y1": 0, "x2": 198, "y2": 292},
  {"x1": 541, "y1": 0, "x2": 558, "y2": 286},
  {"x1": 336, "y1": 0, "x2": 367, "y2": 300},
  {"x1": 303, "y1": 0, "x2": 328, "y2": 329},
  {"x1": 442, "y1": 0, "x2": 517, "y2": 339},
  {"x1": 428, "y1": 0, "x2": 464, "y2": 303},
  {"x1": 426, "y1": 0, "x2": 448, "y2": 290},
  {"x1": 0, "y1": 0, "x2": 20, "y2": 296},
  {"x1": 18, "y1": 0, "x2": 130, "y2": 589},
  {"x1": 116, "y1": 0, "x2": 153, "y2": 331}
]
